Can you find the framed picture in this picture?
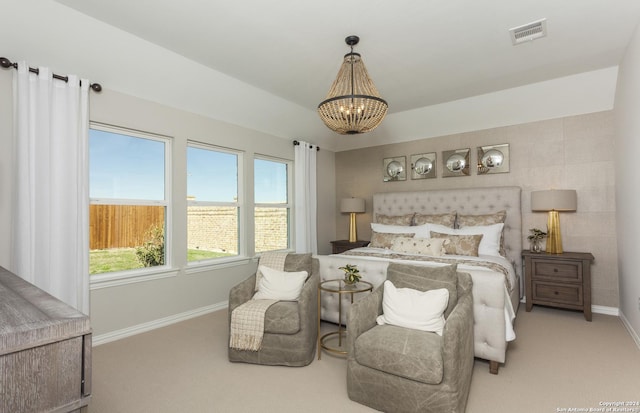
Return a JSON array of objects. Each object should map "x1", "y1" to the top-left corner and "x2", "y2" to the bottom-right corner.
[
  {"x1": 410, "y1": 153, "x2": 436, "y2": 179},
  {"x1": 442, "y1": 148, "x2": 470, "y2": 177},
  {"x1": 383, "y1": 156, "x2": 406, "y2": 182},
  {"x1": 477, "y1": 143, "x2": 510, "y2": 174}
]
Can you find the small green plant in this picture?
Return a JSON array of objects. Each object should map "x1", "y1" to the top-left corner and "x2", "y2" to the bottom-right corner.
[
  {"x1": 135, "y1": 224, "x2": 165, "y2": 267},
  {"x1": 527, "y1": 228, "x2": 547, "y2": 242},
  {"x1": 339, "y1": 264, "x2": 361, "y2": 284}
]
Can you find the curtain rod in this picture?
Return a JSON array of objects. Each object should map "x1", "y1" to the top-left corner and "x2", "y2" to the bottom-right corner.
[
  {"x1": 293, "y1": 140, "x2": 320, "y2": 151},
  {"x1": 0, "y1": 57, "x2": 102, "y2": 92}
]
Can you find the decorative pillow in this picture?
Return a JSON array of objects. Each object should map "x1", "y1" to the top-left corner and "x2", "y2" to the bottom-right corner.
[
  {"x1": 370, "y1": 231, "x2": 416, "y2": 249},
  {"x1": 456, "y1": 210, "x2": 506, "y2": 227},
  {"x1": 376, "y1": 280, "x2": 449, "y2": 336},
  {"x1": 427, "y1": 223, "x2": 504, "y2": 257},
  {"x1": 370, "y1": 223, "x2": 431, "y2": 238},
  {"x1": 252, "y1": 265, "x2": 308, "y2": 301},
  {"x1": 457, "y1": 211, "x2": 507, "y2": 256},
  {"x1": 413, "y1": 212, "x2": 456, "y2": 228},
  {"x1": 376, "y1": 213, "x2": 414, "y2": 226},
  {"x1": 390, "y1": 237, "x2": 448, "y2": 256},
  {"x1": 430, "y1": 232, "x2": 483, "y2": 257}
]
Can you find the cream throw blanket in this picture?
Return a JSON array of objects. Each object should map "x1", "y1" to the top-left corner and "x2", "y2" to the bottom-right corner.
[{"x1": 230, "y1": 252, "x2": 288, "y2": 351}]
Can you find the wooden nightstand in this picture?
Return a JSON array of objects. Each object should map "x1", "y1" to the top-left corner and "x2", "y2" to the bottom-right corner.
[
  {"x1": 330, "y1": 240, "x2": 369, "y2": 254},
  {"x1": 522, "y1": 250, "x2": 594, "y2": 321}
]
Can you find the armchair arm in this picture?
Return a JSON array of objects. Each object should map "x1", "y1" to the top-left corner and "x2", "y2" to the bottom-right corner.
[
  {"x1": 228, "y1": 274, "x2": 256, "y2": 314},
  {"x1": 346, "y1": 286, "x2": 384, "y2": 360},
  {"x1": 296, "y1": 272, "x2": 319, "y2": 334},
  {"x1": 442, "y1": 272, "x2": 474, "y2": 384}
]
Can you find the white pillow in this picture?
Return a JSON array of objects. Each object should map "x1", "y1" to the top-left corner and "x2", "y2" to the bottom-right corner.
[
  {"x1": 376, "y1": 280, "x2": 449, "y2": 336},
  {"x1": 426, "y1": 223, "x2": 504, "y2": 257},
  {"x1": 389, "y1": 237, "x2": 447, "y2": 256},
  {"x1": 370, "y1": 223, "x2": 431, "y2": 238},
  {"x1": 252, "y1": 265, "x2": 308, "y2": 301}
]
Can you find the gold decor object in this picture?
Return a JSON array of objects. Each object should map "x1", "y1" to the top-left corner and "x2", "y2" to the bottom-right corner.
[
  {"x1": 318, "y1": 35, "x2": 388, "y2": 135},
  {"x1": 341, "y1": 197, "x2": 365, "y2": 242},
  {"x1": 531, "y1": 189, "x2": 577, "y2": 254}
]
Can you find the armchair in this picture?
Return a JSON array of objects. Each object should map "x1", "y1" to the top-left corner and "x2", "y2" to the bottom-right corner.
[
  {"x1": 347, "y1": 263, "x2": 474, "y2": 413},
  {"x1": 228, "y1": 253, "x2": 319, "y2": 366}
]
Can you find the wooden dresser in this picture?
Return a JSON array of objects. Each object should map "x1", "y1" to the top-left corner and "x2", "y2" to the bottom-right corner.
[
  {"x1": 0, "y1": 266, "x2": 92, "y2": 412},
  {"x1": 522, "y1": 250, "x2": 594, "y2": 321}
]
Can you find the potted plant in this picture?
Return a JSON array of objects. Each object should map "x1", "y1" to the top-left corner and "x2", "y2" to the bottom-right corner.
[
  {"x1": 339, "y1": 264, "x2": 362, "y2": 285},
  {"x1": 527, "y1": 228, "x2": 547, "y2": 253}
]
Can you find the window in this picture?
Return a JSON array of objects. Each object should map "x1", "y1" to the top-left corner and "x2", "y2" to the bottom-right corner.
[
  {"x1": 187, "y1": 143, "x2": 241, "y2": 262},
  {"x1": 254, "y1": 157, "x2": 290, "y2": 252},
  {"x1": 89, "y1": 124, "x2": 170, "y2": 276}
]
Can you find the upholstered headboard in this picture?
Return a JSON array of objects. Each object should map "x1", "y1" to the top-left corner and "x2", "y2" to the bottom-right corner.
[{"x1": 372, "y1": 186, "x2": 523, "y2": 280}]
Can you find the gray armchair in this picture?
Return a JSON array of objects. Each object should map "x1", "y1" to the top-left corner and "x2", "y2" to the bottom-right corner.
[
  {"x1": 228, "y1": 253, "x2": 319, "y2": 366},
  {"x1": 347, "y1": 263, "x2": 474, "y2": 413}
]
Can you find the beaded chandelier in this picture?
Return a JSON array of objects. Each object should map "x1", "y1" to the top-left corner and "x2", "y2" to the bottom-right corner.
[{"x1": 317, "y1": 36, "x2": 388, "y2": 135}]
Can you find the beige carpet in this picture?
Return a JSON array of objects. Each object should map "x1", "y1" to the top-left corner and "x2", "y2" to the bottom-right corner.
[{"x1": 88, "y1": 306, "x2": 640, "y2": 413}]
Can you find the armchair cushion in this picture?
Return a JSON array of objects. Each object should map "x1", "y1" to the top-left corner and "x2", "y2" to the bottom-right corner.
[
  {"x1": 354, "y1": 324, "x2": 444, "y2": 385},
  {"x1": 263, "y1": 301, "x2": 300, "y2": 334}
]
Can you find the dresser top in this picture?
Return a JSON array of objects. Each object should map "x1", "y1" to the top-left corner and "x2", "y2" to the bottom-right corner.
[{"x1": 521, "y1": 250, "x2": 595, "y2": 261}]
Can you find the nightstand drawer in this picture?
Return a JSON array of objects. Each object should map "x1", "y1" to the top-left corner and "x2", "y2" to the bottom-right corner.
[
  {"x1": 532, "y1": 281, "x2": 583, "y2": 306},
  {"x1": 531, "y1": 259, "x2": 582, "y2": 282}
]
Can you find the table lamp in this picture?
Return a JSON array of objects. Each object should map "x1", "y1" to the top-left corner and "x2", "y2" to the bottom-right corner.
[
  {"x1": 340, "y1": 198, "x2": 365, "y2": 243},
  {"x1": 531, "y1": 189, "x2": 577, "y2": 254}
]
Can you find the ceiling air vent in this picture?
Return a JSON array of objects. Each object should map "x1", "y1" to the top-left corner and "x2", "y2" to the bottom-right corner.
[{"x1": 509, "y1": 18, "x2": 547, "y2": 45}]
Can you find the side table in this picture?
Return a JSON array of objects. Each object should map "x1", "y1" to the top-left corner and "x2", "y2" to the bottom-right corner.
[
  {"x1": 330, "y1": 240, "x2": 369, "y2": 254},
  {"x1": 522, "y1": 250, "x2": 594, "y2": 321},
  {"x1": 317, "y1": 279, "x2": 373, "y2": 359}
]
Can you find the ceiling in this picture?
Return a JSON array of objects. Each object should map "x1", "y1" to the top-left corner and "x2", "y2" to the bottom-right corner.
[{"x1": 54, "y1": 0, "x2": 640, "y2": 116}]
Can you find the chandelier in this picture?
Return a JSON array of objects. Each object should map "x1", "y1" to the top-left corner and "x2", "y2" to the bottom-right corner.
[{"x1": 317, "y1": 35, "x2": 388, "y2": 135}]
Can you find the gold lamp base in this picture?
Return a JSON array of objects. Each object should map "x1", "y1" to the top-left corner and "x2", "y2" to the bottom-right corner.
[
  {"x1": 546, "y1": 210, "x2": 563, "y2": 254},
  {"x1": 348, "y1": 212, "x2": 358, "y2": 243}
]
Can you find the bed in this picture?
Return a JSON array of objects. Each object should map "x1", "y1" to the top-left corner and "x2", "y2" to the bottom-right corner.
[{"x1": 316, "y1": 186, "x2": 522, "y2": 374}]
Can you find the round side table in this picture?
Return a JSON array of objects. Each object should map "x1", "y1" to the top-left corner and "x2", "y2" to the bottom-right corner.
[{"x1": 317, "y1": 279, "x2": 373, "y2": 359}]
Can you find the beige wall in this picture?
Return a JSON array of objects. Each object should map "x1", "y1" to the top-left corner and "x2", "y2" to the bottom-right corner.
[
  {"x1": 614, "y1": 21, "x2": 640, "y2": 340},
  {"x1": 335, "y1": 111, "x2": 618, "y2": 308}
]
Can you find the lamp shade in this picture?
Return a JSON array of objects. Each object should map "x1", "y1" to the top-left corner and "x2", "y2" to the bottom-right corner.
[
  {"x1": 340, "y1": 198, "x2": 365, "y2": 213},
  {"x1": 531, "y1": 190, "x2": 577, "y2": 212}
]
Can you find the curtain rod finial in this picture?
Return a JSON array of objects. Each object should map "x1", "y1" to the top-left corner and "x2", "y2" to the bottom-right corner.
[{"x1": 1, "y1": 57, "x2": 15, "y2": 69}]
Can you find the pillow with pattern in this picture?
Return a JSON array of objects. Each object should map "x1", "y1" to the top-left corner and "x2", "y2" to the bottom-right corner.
[
  {"x1": 370, "y1": 231, "x2": 416, "y2": 249},
  {"x1": 430, "y1": 232, "x2": 483, "y2": 257},
  {"x1": 390, "y1": 236, "x2": 448, "y2": 256},
  {"x1": 413, "y1": 212, "x2": 456, "y2": 228},
  {"x1": 457, "y1": 210, "x2": 507, "y2": 256},
  {"x1": 376, "y1": 213, "x2": 414, "y2": 226}
]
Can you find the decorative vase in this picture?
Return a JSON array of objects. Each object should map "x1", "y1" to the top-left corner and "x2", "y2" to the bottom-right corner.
[{"x1": 530, "y1": 239, "x2": 542, "y2": 253}]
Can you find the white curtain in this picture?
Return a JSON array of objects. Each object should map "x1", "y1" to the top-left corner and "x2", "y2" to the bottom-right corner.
[
  {"x1": 294, "y1": 141, "x2": 318, "y2": 254},
  {"x1": 10, "y1": 62, "x2": 90, "y2": 314}
]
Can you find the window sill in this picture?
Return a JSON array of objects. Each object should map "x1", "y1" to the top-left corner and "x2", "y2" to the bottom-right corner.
[
  {"x1": 185, "y1": 256, "x2": 253, "y2": 275},
  {"x1": 90, "y1": 266, "x2": 179, "y2": 290}
]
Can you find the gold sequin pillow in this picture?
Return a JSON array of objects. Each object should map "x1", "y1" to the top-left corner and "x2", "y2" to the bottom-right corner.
[
  {"x1": 390, "y1": 237, "x2": 448, "y2": 256},
  {"x1": 370, "y1": 231, "x2": 416, "y2": 249},
  {"x1": 430, "y1": 232, "x2": 483, "y2": 257}
]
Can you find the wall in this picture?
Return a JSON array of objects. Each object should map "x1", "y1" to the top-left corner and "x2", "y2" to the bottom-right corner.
[
  {"x1": 335, "y1": 111, "x2": 619, "y2": 308},
  {"x1": 614, "y1": 20, "x2": 640, "y2": 344},
  {"x1": 0, "y1": 76, "x2": 337, "y2": 338}
]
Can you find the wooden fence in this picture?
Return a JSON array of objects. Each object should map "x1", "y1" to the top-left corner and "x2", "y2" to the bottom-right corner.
[{"x1": 90, "y1": 205, "x2": 165, "y2": 250}]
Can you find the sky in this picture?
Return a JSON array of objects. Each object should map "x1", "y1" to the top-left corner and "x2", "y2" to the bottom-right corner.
[{"x1": 89, "y1": 128, "x2": 288, "y2": 203}]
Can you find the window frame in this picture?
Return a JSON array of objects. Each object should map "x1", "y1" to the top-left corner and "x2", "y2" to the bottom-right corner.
[
  {"x1": 89, "y1": 122, "x2": 173, "y2": 286},
  {"x1": 186, "y1": 141, "x2": 245, "y2": 266},
  {"x1": 253, "y1": 154, "x2": 293, "y2": 254}
]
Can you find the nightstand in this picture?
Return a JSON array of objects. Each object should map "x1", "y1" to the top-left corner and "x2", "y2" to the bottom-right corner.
[
  {"x1": 522, "y1": 250, "x2": 594, "y2": 321},
  {"x1": 330, "y1": 240, "x2": 369, "y2": 254}
]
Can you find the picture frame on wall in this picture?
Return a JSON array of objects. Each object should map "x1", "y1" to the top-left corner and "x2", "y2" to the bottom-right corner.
[
  {"x1": 410, "y1": 153, "x2": 436, "y2": 179},
  {"x1": 383, "y1": 156, "x2": 407, "y2": 182},
  {"x1": 442, "y1": 148, "x2": 470, "y2": 177},
  {"x1": 477, "y1": 143, "x2": 510, "y2": 175}
]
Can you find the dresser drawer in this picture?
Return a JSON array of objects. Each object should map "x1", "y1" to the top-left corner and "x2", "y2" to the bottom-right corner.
[
  {"x1": 532, "y1": 281, "x2": 583, "y2": 306},
  {"x1": 531, "y1": 259, "x2": 582, "y2": 282}
]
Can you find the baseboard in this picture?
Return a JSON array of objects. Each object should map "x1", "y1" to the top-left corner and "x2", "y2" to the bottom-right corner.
[
  {"x1": 93, "y1": 301, "x2": 228, "y2": 346},
  {"x1": 619, "y1": 311, "x2": 640, "y2": 350},
  {"x1": 592, "y1": 304, "x2": 619, "y2": 316}
]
